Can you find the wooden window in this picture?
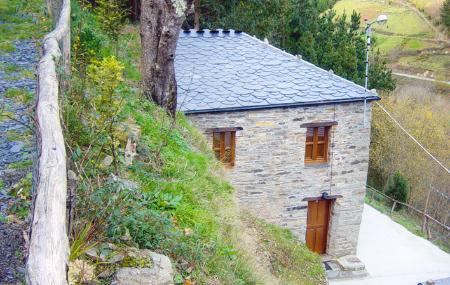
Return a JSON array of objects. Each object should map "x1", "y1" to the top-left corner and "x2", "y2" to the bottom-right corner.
[
  {"x1": 305, "y1": 126, "x2": 329, "y2": 164},
  {"x1": 212, "y1": 131, "x2": 236, "y2": 166}
]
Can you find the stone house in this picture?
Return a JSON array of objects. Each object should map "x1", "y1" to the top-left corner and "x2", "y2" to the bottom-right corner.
[{"x1": 175, "y1": 29, "x2": 379, "y2": 258}]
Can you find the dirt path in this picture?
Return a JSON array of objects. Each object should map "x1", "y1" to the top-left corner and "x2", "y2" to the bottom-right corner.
[
  {"x1": 0, "y1": 39, "x2": 37, "y2": 284},
  {"x1": 393, "y1": 72, "x2": 450, "y2": 85}
]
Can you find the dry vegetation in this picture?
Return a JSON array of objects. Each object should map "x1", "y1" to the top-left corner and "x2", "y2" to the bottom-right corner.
[
  {"x1": 369, "y1": 78, "x2": 450, "y2": 242},
  {"x1": 408, "y1": 0, "x2": 444, "y2": 21}
]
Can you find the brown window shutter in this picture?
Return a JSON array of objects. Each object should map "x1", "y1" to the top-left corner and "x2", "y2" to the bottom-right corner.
[{"x1": 305, "y1": 126, "x2": 330, "y2": 164}]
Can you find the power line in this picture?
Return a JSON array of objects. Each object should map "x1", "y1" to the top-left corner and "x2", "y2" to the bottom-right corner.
[{"x1": 374, "y1": 101, "x2": 450, "y2": 174}]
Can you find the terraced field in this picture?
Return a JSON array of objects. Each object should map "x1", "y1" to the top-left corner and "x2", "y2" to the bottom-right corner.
[
  {"x1": 408, "y1": 0, "x2": 444, "y2": 19},
  {"x1": 332, "y1": 0, "x2": 449, "y2": 81}
]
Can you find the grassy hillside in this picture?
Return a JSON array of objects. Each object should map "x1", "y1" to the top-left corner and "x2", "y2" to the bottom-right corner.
[
  {"x1": 408, "y1": 0, "x2": 444, "y2": 20},
  {"x1": 65, "y1": 2, "x2": 326, "y2": 284},
  {"x1": 332, "y1": 0, "x2": 449, "y2": 80}
]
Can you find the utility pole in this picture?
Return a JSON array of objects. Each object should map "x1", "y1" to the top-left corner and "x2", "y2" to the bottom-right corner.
[{"x1": 363, "y1": 14, "x2": 387, "y2": 127}]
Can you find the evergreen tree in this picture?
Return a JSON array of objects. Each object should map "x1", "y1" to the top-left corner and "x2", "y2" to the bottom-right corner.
[
  {"x1": 385, "y1": 171, "x2": 410, "y2": 210},
  {"x1": 442, "y1": 0, "x2": 450, "y2": 29},
  {"x1": 369, "y1": 50, "x2": 396, "y2": 92}
]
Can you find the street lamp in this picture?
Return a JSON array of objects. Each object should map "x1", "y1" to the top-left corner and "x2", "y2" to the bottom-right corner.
[{"x1": 363, "y1": 14, "x2": 388, "y2": 126}]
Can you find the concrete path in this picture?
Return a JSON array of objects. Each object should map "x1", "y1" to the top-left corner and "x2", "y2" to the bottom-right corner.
[{"x1": 331, "y1": 204, "x2": 450, "y2": 285}]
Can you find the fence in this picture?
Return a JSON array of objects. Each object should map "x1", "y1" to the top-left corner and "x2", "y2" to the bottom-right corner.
[
  {"x1": 26, "y1": 0, "x2": 70, "y2": 284},
  {"x1": 366, "y1": 185, "x2": 450, "y2": 247}
]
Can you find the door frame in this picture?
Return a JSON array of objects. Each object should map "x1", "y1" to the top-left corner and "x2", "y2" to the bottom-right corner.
[{"x1": 303, "y1": 193, "x2": 341, "y2": 254}]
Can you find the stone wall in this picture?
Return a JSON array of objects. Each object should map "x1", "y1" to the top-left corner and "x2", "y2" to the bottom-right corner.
[{"x1": 187, "y1": 101, "x2": 373, "y2": 257}]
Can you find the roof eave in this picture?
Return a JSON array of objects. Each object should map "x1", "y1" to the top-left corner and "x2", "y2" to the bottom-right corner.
[{"x1": 182, "y1": 96, "x2": 380, "y2": 115}]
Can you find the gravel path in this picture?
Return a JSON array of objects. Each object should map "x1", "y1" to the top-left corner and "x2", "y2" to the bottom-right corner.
[
  {"x1": 0, "y1": 40, "x2": 37, "y2": 284},
  {"x1": 331, "y1": 204, "x2": 450, "y2": 285}
]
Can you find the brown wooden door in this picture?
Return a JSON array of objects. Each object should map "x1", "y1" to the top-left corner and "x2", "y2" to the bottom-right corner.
[{"x1": 306, "y1": 199, "x2": 331, "y2": 254}]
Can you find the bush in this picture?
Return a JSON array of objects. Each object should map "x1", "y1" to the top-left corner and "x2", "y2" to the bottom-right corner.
[
  {"x1": 385, "y1": 171, "x2": 410, "y2": 209},
  {"x1": 72, "y1": 25, "x2": 104, "y2": 76},
  {"x1": 86, "y1": 55, "x2": 125, "y2": 171}
]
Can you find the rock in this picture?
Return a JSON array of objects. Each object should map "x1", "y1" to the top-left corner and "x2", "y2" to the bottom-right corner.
[
  {"x1": 0, "y1": 168, "x2": 29, "y2": 188},
  {"x1": 109, "y1": 174, "x2": 138, "y2": 191},
  {"x1": 67, "y1": 170, "x2": 78, "y2": 181},
  {"x1": 98, "y1": 268, "x2": 115, "y2": 278},
  {"x1": 111, "y1": 252, "x2": 174, "y2": 285},
  {"x1": 126, "y1": 247, "x2": 151, "y2": 261},
  {"x1": 9, "y1": 141, "x2": 23, "y2": 153},
  {"x1": 85, "y1": 246, "x2": 101, "y2": 261},
  {"x1": 124, "y1": 139, "x2": 137, "y2": 166},
  {"x1": 336, "y1": 255, "x2": 365, "y2": 271},
  {"x1": 101, "y1": 156, "x2": 113, "y2": 168},
  {"x1": 107, "y1": 252, "x2": 125, "y2": 264}
]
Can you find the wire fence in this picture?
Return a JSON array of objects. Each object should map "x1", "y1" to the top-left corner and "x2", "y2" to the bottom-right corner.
[{"x1": 366, "y1": 185, "x2": 450, "y2": 250}]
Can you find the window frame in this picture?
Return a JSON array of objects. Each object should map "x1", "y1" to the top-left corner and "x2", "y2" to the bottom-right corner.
[
  {"x1": 304, "y1": 126, "x2": 331, "y2": 164},
  {"x1": 212, "y1": 130, "x2": 236, "y2": 166}
]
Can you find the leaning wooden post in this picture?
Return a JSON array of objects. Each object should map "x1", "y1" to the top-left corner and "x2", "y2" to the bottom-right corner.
[
  {"x1": 422, "y1": 187, "x2": 432, "y2": 234},
  {"x1": 390, "y1": 201, "x2": 397, "y2": 216},
  {"x1": 425, "y1": 216, "x2": 432, "y2": 240},
  {"x1": 26, "y1": 0, "x2": 70, "y2": 284}
]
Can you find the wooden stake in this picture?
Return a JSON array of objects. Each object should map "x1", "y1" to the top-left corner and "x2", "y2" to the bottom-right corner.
[
  {"x1": 391, "y1": 201, "x2": 397, "y2": 215},
  {"x1": 422, "y1": 187, "x2": 432, "y2": 234}
]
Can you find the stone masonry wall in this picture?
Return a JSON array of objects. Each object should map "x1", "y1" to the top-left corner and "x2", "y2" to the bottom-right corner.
[{"x1": 187, "y1": 101, "x2": 372, "y2": 257}]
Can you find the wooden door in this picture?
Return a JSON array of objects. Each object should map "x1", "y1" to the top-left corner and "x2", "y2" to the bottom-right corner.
[{"x1": 306, "y1": 199, "x2": 331, "y2": 254}]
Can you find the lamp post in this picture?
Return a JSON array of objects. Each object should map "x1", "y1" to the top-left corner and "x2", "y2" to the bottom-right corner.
[{"x1": 363, "y1": 14, "x2": 387, "y2": 127}]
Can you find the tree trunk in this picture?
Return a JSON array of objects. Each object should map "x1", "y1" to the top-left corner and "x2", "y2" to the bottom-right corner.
[
  {"x1": 140, "y1": 0, "x2": 193, "y2": 117},
  {"x1": 194, "y1": 0, "x2": 200, "y2": 30},
  {"x1": 27, "y1": 1, "x2": 71, "y2": 284},
  {"x1": 129, "y1": 0, "x2": 141, "y2": 21}
]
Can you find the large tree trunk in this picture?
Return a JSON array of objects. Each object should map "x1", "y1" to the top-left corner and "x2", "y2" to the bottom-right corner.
[
  {"x1": 140, "y1": 0, "x2": 193, "y2": 117},
  {"x1": 194, "y1": 0, "x2": 200, "y2": 30}
]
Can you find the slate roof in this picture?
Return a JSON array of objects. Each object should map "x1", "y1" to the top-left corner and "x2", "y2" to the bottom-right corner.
[{"x1": 175, "y1": 29, "x2": 379, "y2": 114}]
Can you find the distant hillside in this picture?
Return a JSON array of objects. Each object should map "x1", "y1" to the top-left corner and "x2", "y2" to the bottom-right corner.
[
  {"x1": 408, "y1": 0, "x2": 444, "y2": 21},
  {"x1": 333, "y1": 0, "x2": 449, "y2": 80}
]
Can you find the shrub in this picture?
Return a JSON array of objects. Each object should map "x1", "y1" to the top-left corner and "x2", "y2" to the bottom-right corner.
[
  {"x1": 385, "y1": 171, "x2": 410, "y2": 210},
  {"x1": 86, "y1": 56, "x2": 125, "y2": 171},
  {"x1": 93, "y1": 0, "x2": 127, "y2": 51},
  {"x1": 72, "y1": 26, "x2": 104, "y2": 76}
]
